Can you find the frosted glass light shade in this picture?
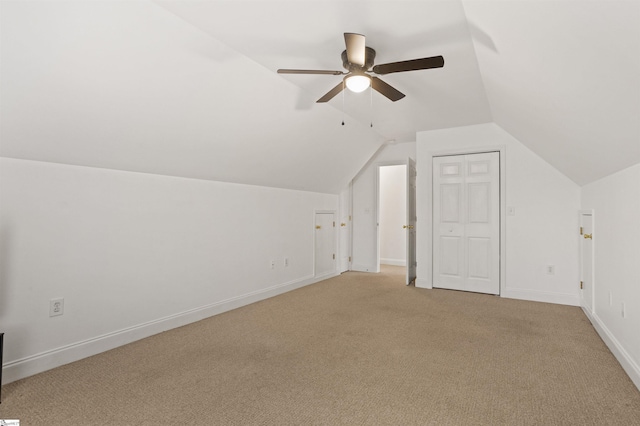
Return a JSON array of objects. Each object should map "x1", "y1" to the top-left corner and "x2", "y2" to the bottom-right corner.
[{"x1": 345, "y1": 74, "x2": 371, "y2": 93}]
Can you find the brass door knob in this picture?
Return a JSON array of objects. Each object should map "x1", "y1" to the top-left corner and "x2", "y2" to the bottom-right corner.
[
  {"x1": 315, "y1": 225, "x2": 321, "y2": 229},
  {"x1": 340, "y1": 223, "x2": 346, "y2": 227},
  {"x1": 583, "y1": 233, "x2": 593, "y2": 239}
]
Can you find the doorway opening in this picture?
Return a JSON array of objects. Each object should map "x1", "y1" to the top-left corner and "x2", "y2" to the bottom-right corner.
[
  {"x1": 377, "y1": 160, "x2": 417, "y2": 285},
  {"x1": 379, "y1": 164, "x2": 407, "y2": 270}
]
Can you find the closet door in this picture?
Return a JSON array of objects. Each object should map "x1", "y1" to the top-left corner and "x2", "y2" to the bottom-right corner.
[{"x1": 433, "y1": 152, "x2": 500, "y2": 295}]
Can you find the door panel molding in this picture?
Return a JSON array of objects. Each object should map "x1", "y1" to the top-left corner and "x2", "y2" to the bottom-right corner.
[
  {"x1": 420, "y1": 145, "x2": 506, "y2": 295},
  {"x1": 433, "y1": 152, "x2": 499, "y2": 294}
]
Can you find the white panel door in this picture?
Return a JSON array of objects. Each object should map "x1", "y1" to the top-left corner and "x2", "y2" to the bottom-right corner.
[
  {"x1": 580, "y1": 213, "x2": 594, "y2": 313},
  {"x1": 406, "y1": 157, "x2": 417, "y2": 285},
  {"x1": 433, "y1": 152, "x2": 500, "y2": 295},
  {"x1": 315, "y1": 212, "x2": 336, "y2": 277}
]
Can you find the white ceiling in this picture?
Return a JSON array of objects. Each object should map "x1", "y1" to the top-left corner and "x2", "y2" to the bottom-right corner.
[
  {"x1": 463, "y1": 0, "x2": 640, "y2": 185},
  {"x1": 1, "y1": 1, "x2": 638, "y2": 192}
]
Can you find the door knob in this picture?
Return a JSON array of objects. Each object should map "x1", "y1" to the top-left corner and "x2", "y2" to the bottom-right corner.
[
  {"x1": 315, "y1": 225, "x2": 321, "y2": 229},
  {"x1": 583, "y1": 233, "x2": 593, "y2": 239},
  {"x1": 403, "y1": 225, "x2": 414, "y2": 229},
  {"x1": 341, "y1": 223, "x2": 346, "y2": 227}
]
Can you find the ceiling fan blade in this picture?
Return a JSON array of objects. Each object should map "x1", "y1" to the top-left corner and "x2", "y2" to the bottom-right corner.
[
  {"x1": 373, "y1": 55, "x2": 444, "y2": 75},
  {"x1": 371, "y1": 77, "x2": 405, "y2": 102},
  {"x1": 317, "y1": 81, "x2": 345, "y2": 103},
  {"x1": 344, "y1": 33, "x2": 366, "y2": 66},
  {"x1": 277, "y1": 69, "x2": 344, "y2": 75}
]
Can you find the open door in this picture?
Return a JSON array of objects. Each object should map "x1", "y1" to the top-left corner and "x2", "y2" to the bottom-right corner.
[{"x1": 406, "y1": 158, "x2": 417, "y2": 285}]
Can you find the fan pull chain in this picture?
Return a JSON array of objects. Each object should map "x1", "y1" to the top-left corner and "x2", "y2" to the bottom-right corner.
[
  {"x1": 370, "y1": 84, "x2": 373, "y2": 128},
  {"x1": 342, "y1": 80, "x2": 346, "y2": 126}
]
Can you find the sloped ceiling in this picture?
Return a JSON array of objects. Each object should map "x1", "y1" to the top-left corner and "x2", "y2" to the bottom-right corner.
[
  {"x1": 463, "y1": 0, "x2": 640, "y2": 185},
  {"x1": 1, "y1": 1, "x2": 638, "y2": 192}
]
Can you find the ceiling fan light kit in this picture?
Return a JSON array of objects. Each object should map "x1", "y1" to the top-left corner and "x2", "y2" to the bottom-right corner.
[
  {"x1": 345, "y1": 74, "x2": 370, "y2": 93},
  {"x1": 277, "y1": 32, "x2": 444, "y2": 103}
]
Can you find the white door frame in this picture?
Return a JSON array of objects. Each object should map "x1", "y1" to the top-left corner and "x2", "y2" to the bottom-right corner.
[
  {"x1": 406, "y1": 157, "x2": 417, "y2": 285},
  {"x1": 374, "y1": 161, "x2": 408, "y2": 272},
  {"x1": 423, "y1": 145, "x2": 507, "y2": 295}
]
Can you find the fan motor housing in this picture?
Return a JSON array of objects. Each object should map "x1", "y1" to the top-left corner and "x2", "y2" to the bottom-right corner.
[{"x1": 341, "y1": 47, "x2": 376, "y2": 72}]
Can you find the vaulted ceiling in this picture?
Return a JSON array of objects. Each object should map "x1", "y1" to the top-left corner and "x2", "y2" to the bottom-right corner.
[{"x1": 1, "y1": 1, "x2": 638, "y2": 193}]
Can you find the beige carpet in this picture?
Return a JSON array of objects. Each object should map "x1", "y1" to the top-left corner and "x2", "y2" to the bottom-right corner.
[{"x1": 2, "y1": 266, "x2": 640, "y2": 425}]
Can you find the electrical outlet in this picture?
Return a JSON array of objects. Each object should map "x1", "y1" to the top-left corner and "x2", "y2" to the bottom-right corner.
[
  {"x1": 50, "y1": 297, "x2": 64, "y2": 317},
  {"x1": 546, "y1": 265, "x2": 555, "y2": 275},
  {"x1": 270, "y1": 260, "x2": 275, "y2": 270}
]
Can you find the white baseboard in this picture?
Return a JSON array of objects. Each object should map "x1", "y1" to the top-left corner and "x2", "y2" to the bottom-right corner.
[
  {"x1": 501, "y1": 288, "x2": 580, "y2": 306},
  {"x1": 414, "y1": 282, "x2": 578, "y2": 305},
  {"x1": 581, "y1": 308, "x2": 640, "y2": 392},
  {"x1": 2, "y1": 273, "x2": 332, "y2": 384},
  {"x1": 380, "y1": 258, "x2": 406, "y2": 267}
]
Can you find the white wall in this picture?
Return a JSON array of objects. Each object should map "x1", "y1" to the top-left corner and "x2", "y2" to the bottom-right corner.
[
  {"x1": 379, "y1": 165, "x2": 406, "y2": 266},
  {"x1": 351, "y1": 142, "x2": 416, "y2": 272},
  {"x1": 0, "y1": 158, "x2": 338, "y2": 383},
  {"x1": 416, "y1": 123, "x2": 581, "y2": 305},
  {"x1": 581, "y1": 162, "x2": 640, "y2": 389}
]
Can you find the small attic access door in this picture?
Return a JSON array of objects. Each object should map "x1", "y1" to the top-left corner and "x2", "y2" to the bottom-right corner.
[
  {"x1": 579, "y1": 211, "x2": 594, "y2": 314},
  {"x1": 314, "y1": 211, "x2": 336, "y2": 278},
  {"x1": 432, "y1": 152, "x2": 500, "y2": 295}
]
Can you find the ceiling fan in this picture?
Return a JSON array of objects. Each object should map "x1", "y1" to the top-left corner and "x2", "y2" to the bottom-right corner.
[{"x1": 277, "y1": 33, "x2": 444, "y2": 103}]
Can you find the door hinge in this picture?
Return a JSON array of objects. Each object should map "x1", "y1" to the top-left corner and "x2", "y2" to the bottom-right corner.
[
  {"x1": 333, "y1": 221, "x2": 335, "y2": 227},
  {"x1": 348, "y1": 256, "x2": 352, "y2": 262},
  {"x1": 332, "y1": 254, "x2": 335, "y2": 260},
  {"x1": 580, "y1": 226, "x2": 583, "y2": 235},
  {"x1": 580, "y1": 281, "x2": 583, "y2": 289},
  {"x1": 349, "y1": 215, "x2": 352, "y2": 221}
]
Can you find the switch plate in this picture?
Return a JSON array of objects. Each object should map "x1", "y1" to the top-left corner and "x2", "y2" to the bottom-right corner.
[
  {"x1": 50, "y1": 298, "x2": 64, "y2": 317},
  {"x1": 546, "y1": 265, "x2": 555, "y2": 275}
]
